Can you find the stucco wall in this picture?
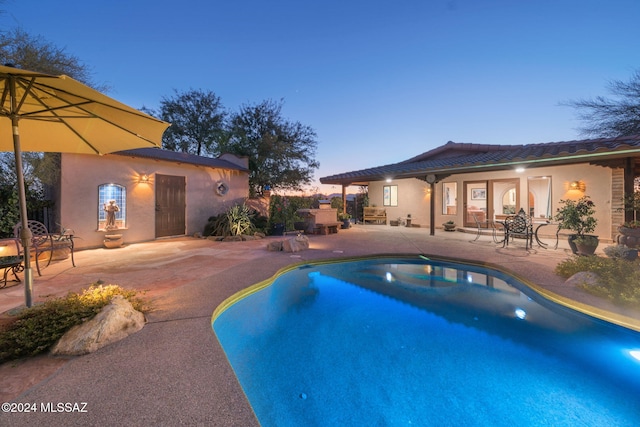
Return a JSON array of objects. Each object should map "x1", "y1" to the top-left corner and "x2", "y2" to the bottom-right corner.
[
  {"x1": 59, "y1": 153, "x2": 249, "y2": 249},
  {"x1": 367, "y1": 162, "x2": 614, "y2": 240}
]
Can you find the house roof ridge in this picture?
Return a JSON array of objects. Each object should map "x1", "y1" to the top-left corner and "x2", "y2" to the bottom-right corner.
[
  {"x1": 111, "y1": 147, "x2": 249, "y2": 171},
  {"x1": 319, "y1": 134, "x2": 640, "y2": 185}
]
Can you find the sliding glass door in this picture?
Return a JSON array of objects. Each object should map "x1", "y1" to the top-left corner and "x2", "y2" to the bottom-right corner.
[{"x1": 464, "y1": 179, "x2": 520, "y2": 227}]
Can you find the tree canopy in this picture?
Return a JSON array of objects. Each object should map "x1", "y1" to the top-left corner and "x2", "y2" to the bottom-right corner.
[
  {"x1": 143, "y1": 89, "x2": 226, "y2": 156},
  {"x1": 0, "y1": 28, "x2": 100, "y2": 89},
  {"x1": 221, "y1": 99, "x2": 320, "y2": 197},
  {"x1": 567, "y1": 69, "x2": 640, "y2": 138},
  {"x1": 0, "y1": 27, "x2": 97, "y2": 236}
]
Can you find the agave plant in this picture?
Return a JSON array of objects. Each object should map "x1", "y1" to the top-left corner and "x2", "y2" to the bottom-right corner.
[
  {"x1": 226, "y1": 203, "x2": 255, "y2": 236},
  {"x1": 204, "y1": 203, "x2": 256, "y2": 237}
]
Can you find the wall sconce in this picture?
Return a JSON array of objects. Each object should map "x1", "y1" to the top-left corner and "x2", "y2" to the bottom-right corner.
[
  {"x1": 570, "y1": 180, "x2": 585, "y2": 192},
  {"x1": 139, "y1": 173, "x2": 150, "y2": 183}
]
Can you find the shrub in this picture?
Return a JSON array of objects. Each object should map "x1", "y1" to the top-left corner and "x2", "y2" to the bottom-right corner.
[
  {"x1": 556, "y1": 255, "x2": 640, "y2": 305},
  {"x1": 0, "y1": 284, "x2": 147, "y2": 363},
  {"x1": 604, "y1": 244, "x2": 637, "y2": 259},
  {"x1": 554, "y1": 196, "x2": 597, "y2": 236},
  {"x1": 268, "y1": 195, "x2": 315, "y2": 231},
  {"x1": 204, "y1": 203, "x2": 257, "y2": 237},
  {"x1": 203, "y1": 213, "x2": 228, "y2": 237},
  {"x1": 226, "y1": 204, "x2": 255, "y2": 236}
]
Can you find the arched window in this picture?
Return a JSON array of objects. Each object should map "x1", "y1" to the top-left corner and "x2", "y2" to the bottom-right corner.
[{"x1": 98, "y1": 184, "x2": 126, "y2": 230}]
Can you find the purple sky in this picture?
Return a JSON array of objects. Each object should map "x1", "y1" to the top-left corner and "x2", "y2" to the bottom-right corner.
[{"x1": 4, "y1": 0, "x2": 640, "y2": 193}]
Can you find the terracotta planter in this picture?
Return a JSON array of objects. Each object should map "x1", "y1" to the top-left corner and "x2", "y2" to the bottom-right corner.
[
  {"x1": 104, "y1": 234, "x2": 124, "y2": 249},
  {"x1": 443, "y1": 223, "x2": 456, "y2": 231}
]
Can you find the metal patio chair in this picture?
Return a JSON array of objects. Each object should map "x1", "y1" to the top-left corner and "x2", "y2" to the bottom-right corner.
[{"x1": 13, "y1": 220, "x2": 75, "y2": 276}]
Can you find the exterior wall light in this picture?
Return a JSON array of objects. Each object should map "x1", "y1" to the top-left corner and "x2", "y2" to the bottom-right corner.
[
  {"x1": 570, "y1": 180, "x2": 586, "y2": 192},
  {"x1": 139, "y1": 174, "x2": 149, "y2": 183}
]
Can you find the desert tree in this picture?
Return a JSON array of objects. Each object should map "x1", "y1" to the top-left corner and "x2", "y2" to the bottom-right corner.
[
  {"x1": 566, "y1": 69, "x2": 640, "y2": 137},
  {"x1": 222, "y1": 99, "x2": 319, "y2": 197},
  {"x1": 143, "y1": 89, "x2": 227, "y2": 156}
]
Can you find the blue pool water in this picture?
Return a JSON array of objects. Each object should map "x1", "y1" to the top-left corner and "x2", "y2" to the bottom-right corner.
[{"x1": 213, "y1": 257, "x2": 640, "y2": 426}]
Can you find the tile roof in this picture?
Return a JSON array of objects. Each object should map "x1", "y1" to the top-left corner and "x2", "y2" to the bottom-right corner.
[
  {"x1": 112, "y1": 147, "x2": 249, "y2": 171},
  {"x1": 320, "y1": 135, "x2": 640, "y2": 184}
]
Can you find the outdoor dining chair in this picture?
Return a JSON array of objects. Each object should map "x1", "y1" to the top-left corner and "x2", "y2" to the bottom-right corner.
[
  {"x1": 501, "y1": 213, "x2": 533, "y2": 250},
  {"x1": 471, "y1": 213, "x2": 504, "y2": 244},
  {"x1": 13, "y1": 220, "x2": 75, "y2": 276}
]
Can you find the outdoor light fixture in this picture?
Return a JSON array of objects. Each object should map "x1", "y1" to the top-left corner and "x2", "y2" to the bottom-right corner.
[
  {"x1": 515, "y1": 167, "x2": 525, "y2": 173},
  {"x1": 139, "y1": 174, "x2": 149, "y2": 183},
  {"x1": 386, "y1": 178, "x2": 392, "y2": 183},
  {"x1": 570, "y1": 180, "x2": 586, "y2": 192}
]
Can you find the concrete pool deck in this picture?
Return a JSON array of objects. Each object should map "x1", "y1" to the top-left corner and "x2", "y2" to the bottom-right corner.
[{"x1": 1, "y1": 225, "x2": 639, "y2": 426}]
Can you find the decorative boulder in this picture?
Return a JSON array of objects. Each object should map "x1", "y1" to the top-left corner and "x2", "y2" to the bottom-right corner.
[
  {"x1": 51, "y1": 295, "x2": 145, "y2": 356},
  {"x1": 267, "y1": 240, "x2": 284, "y2": 251},
  {"x1": 283, "y1": 235, "x2": 310, "y2": 252},
  {"x1": 564, "y1": 271, "x2": 600, "y2": 288}
]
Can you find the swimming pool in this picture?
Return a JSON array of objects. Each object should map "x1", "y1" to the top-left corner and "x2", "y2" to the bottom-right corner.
[{"x1": 213, "y1": 256, "x2": 640, "y2": 426}]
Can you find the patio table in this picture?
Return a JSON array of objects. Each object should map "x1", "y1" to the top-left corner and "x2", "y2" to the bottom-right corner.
[{"x1": 0, "y1": 238, "x2": 23, "y2": 288}]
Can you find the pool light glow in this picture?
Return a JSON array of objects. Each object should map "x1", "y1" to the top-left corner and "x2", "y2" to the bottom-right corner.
[
  {"x1": 630, "y1": 350, "x2": 640, "y2": 361},
  {"x1": 515, "y1": 308, "x2": 527, "y2": 320}
]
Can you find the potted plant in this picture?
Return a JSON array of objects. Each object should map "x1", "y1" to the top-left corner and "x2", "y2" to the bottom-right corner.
[
  {"x1": 572, "y1": 235, "x2": 599, "y2": 255},
  {"x1": 554, "y1": 196, "x2": 598, "y2": 255},
  {"x1": 338, "y1": 212, "x2": 351, "y2": 229},
  {"x1": 443, "y1": 220, "x2": 456, "y2": 231},
  {"x1": 617, "y1": 190, "x2": 640, "y2": 248}
]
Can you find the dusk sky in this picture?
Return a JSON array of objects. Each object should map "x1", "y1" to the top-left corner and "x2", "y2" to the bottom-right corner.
[{"x1": 4, "y1": 0, "x2": 640, "y2": 193}]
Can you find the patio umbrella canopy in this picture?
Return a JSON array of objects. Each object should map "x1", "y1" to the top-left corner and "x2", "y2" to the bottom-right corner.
[{"x1": 0, "y1": 64, "x2": 170, "y2": 307}]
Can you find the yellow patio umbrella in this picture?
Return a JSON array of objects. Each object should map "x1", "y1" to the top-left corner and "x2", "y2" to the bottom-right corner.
[{"x1": 0, "y1": 64, "x2": 170, "y2": 307}]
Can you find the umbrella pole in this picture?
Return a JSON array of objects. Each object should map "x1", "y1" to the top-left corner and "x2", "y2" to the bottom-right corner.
[
  {"x1": 12, "y1": 122, "x2": 33, "y2": 308},
  {"x1": 10, "y1": 78, "x2": 33, "y2": 308}
]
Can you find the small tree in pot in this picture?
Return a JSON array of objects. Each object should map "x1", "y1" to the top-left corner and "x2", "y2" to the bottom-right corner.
[
  {"x1": 554, "y1": 196, "x2": 598, "y2": 255},
  {"x1": 617, "y1": 190, "x2": 640, "y2": 248}
]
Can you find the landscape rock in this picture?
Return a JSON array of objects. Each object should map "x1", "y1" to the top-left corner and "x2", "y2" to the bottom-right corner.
[
  {"x1": 267, "y1": 240, "x2": 284, "y2": 251},
  {"x1": 564, "y1": 271, "x2": 600, "y2": 288},
  {"x1": 283, "y1": 235, "x2": 310, "y2": 252},
  {"x1": 51, "y1": 295, "x2": 145, "y2": 356}
]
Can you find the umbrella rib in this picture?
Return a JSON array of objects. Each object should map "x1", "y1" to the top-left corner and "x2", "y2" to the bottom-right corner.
[
  {"x1": 12, "y1": 77, "x2": 162, "y2": 152},
  {"x1": 15, "y1": 77, "x2": 37, "y2": 113},
  {"x1": 20, "y1": 77, "x2": 162, "y2": 121}
]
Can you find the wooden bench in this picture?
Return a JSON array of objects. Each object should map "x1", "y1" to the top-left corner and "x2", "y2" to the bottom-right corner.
[
  {"x1": 314, "y1": 222, "x2": 340, "y2": 235},
  {"x1": 363, "y1": 207, "x2": 387, "y2": 225}
]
